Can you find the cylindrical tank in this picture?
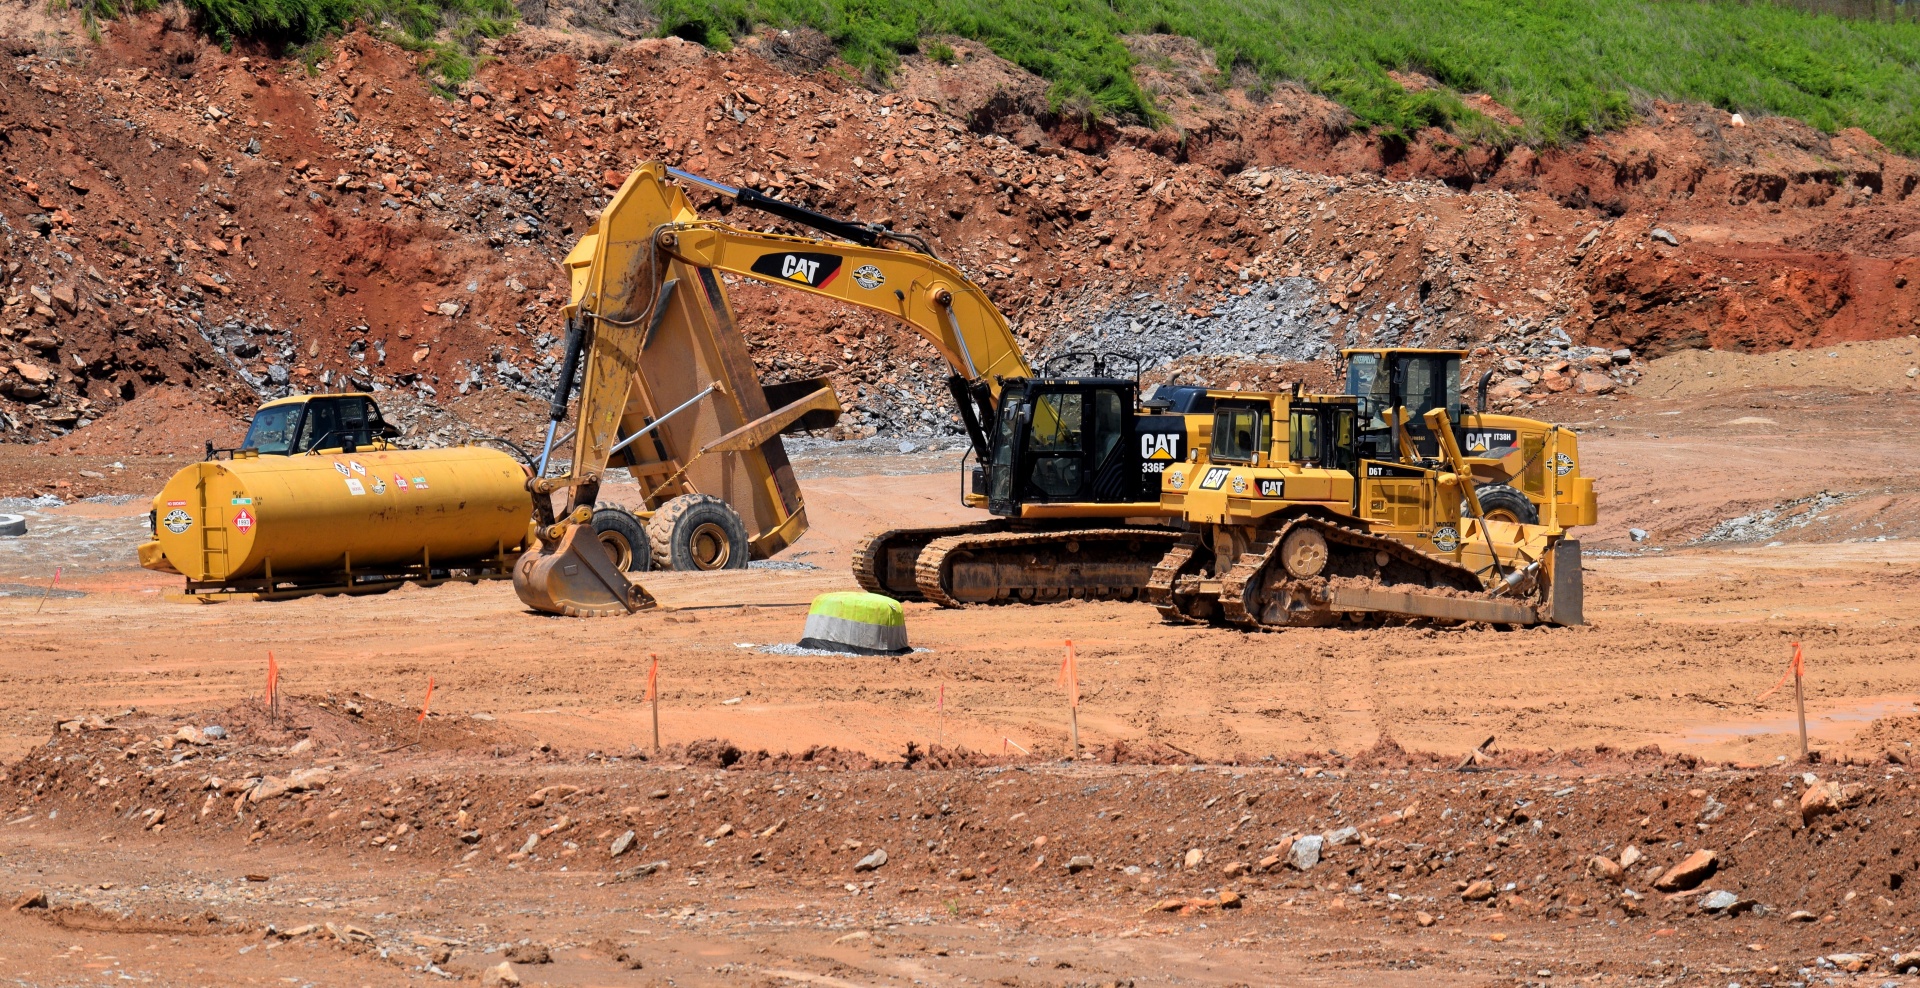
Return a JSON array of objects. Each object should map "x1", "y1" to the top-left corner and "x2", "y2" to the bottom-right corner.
[{"x1": 138, "y1": 446, "x2": 531, "y2": 584}]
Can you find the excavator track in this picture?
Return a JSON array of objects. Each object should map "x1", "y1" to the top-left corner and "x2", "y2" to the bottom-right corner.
[
  {"x1": 1146, "y1": 533, "x2": 1206, "y2": 624},
  {"x1": 914, "y1": 527, "x2": 1184, "y2": 608},
  {"x1": 853, "y1": 522, "x2": 1007, "y2": 601}
]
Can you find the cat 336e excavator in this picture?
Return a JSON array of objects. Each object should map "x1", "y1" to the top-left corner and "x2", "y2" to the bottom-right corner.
[{"x1": 517, "y1": 162, "x2": 1595, "y2": 627}]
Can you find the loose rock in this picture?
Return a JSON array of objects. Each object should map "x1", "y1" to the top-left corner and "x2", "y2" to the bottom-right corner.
[
  {"x1": 1652, "y1": 849, "x2": 1717, "y2": 892},
  {"x1": 504, "y1": 944, "x2": 550, "y2": 965},
  {"x1": 1800, "y1": 783, "x2": 1838, "y2": 825}
]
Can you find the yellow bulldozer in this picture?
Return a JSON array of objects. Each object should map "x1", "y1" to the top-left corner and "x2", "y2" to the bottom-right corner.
[{"x1": 1146, "y1": 347, "x2": 1595, "y2": 628}]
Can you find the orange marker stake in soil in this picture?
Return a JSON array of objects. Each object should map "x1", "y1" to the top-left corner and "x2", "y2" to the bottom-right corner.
[
  {"x1": 647, "y1": 653, "x2": 661, "y2": 754},
  {"x1": 264, "y1": 652, "x2": 280, "y2": 719},
  {"x1": 34, "y1": 567, "x2": 60, "y2": 615},
  {"x1": 1058, "y1": 640, "x2": 1081, "y2": 757},
  {"x1": 417, "y1": 677, "x2": 435, "y2": 723},
  {"x1": 1756, "y1": 642, "x2": 1809, "y2": 761}
]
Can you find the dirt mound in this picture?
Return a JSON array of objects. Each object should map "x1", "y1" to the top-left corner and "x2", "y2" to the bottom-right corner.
[
  {"x1": 46, "y1": 385, "x2": 246, "y2": 457},
  {"x1": 1632, "y1": 335, "x2": 1920, "y2": 399}
]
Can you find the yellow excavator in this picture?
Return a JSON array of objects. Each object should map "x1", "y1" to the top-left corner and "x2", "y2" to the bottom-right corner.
[{"x1": 514, "y1": 162, "x2": 1201, "y2": 614}]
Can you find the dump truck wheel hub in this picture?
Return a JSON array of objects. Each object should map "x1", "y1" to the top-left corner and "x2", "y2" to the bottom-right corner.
[
  {"x1": 597, "y1": 530, "x2": 634, "y2": 570},
  {"x1": 690, "y1": 522, "x2": 732, "y2": 569}
]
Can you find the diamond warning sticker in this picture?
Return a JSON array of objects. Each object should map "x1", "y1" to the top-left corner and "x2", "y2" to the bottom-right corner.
[{"x1": 233, "y1": 508, "x2": 255, "y2": 533}]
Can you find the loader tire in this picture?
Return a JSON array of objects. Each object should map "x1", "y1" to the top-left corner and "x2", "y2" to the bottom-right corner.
[
  {"x1": 591, "y1": 507, "x2": 651, "y2": 573},
  {"x1": 648, "y1": 494, "x2": 749, "y2": 571},
  {"x1": 1468, "y1": 484, "x2": 1538, "y2": 525}
]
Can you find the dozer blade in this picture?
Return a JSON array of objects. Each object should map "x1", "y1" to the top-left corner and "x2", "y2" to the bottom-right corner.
[{"x1": 513, "y1": 524, "x2": 652, "y2": 617}]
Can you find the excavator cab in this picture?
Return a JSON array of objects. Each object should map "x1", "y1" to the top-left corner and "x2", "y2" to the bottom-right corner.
[{"x1": 985, "y1": 378, "x2": 1144, "y2": 513}]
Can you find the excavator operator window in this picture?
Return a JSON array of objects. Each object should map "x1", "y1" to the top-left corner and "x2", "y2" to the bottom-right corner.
[
  {"x1": 1026, "y1": 392, "x2": 1085, "y2": 498},
  {"x1": 1211, "y1": 405, "x2": 1268, "y2": 464},
  {"x1": 1093, "y1": 390, "x2": 1123, "y2": 469}
]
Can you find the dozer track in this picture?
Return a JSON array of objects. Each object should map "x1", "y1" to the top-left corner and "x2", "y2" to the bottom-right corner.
[
  {"x1": 853, "y1": 522, "x2": 1009, "y2": 601},
  {"x1": 1159, "y1": 515, "x2": 1547, "y2": 630},
  {"x1": 1146, "y1": 533, "x2": 1206, "y2": 624},
  {"x1": 912, "y1": 527, "x2": 1185, "y2": 608}
]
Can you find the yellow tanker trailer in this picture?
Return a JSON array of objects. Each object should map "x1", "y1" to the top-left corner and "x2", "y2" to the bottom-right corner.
[{"x1": 138, "y1": 392, "x2": 532, "y2": 599}]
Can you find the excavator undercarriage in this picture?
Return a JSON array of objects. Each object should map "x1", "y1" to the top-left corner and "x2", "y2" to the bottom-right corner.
[{"x1": 855, "y1": 523, "x2": 1185, "y2": 606}]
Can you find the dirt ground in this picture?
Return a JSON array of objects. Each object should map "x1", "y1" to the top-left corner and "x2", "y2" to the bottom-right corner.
[{"x1": 2, "y1": 379, "x2": 1920, "y2": 985}]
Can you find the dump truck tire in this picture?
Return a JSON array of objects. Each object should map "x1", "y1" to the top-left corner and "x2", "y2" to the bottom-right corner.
[
  {"x1": 591, "y1": 507, "x2": 651, "y2": 573},
  {"x1": 1468, "y1": 484, "x2": 1538, "y2": 525},
  {"x1": 648, "y1": 494, "x2": 749, "y2": 571}
]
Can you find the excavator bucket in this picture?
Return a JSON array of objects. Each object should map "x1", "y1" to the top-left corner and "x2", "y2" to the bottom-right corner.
[{"x1": 512, "y1": 525, "x2": 652, "y2": 617}]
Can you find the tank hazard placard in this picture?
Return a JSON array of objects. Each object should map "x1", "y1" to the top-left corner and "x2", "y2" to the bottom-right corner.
[{"x1": 233, "y1": 509, "x2": 255, "y2": 533}]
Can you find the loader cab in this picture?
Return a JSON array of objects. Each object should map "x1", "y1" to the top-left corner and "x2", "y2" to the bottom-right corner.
[
  {"x1": 1346, "y1": 348, "x2": 1461, "y2": 463},
  {"x1": 986, "y1": 378, "x2": 1155, "y2": 515},
  {"x1": 240, "y1": 394, "x2": 400, "y2": 456}
]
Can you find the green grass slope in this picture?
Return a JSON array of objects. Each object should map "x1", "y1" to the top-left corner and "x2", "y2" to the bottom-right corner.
[{"x1": 657, "y1": 0, "x2": 1920, "y2": 153}]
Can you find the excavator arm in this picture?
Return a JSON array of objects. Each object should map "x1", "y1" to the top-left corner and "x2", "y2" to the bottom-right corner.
[{"x1": 650, "y1": 223, "x2": 1031, "y2": 391}]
